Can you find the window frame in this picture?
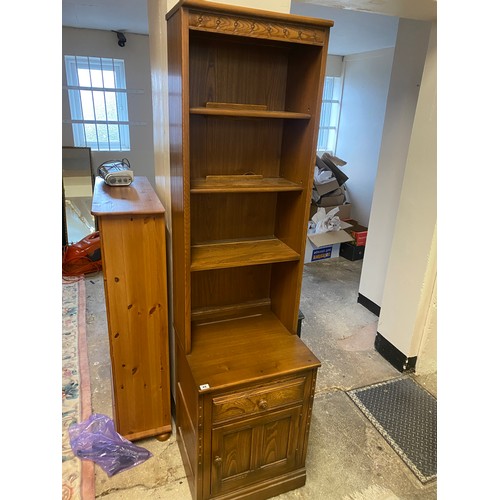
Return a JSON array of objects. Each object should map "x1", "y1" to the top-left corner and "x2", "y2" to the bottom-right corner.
[
  {"x1": 64, "y1": 55, "x2": 131, "y2": 151},
  {"x1": 317, "y1": 59, "x2": 345, "y2": 156}
]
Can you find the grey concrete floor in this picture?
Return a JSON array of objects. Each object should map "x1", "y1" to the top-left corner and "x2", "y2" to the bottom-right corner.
[{"x1": 84, "y1": 258, "x2": 437, "y2": 499}]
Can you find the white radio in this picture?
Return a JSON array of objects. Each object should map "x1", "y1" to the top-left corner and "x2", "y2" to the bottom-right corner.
[{"x1": 98, "y1": 159, "x2": 134, "y2": 186}]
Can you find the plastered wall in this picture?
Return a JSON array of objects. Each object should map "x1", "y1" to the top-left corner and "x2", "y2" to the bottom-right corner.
[
  {"x1": 335, "y1": 47, "x2": 395, "y2": 227},
  {"x1": 358, "y1": 19, "x2": 432, "y2": 307},
  {"x1": 377, "y1": 22, "x2": 437, "y2": 359}
]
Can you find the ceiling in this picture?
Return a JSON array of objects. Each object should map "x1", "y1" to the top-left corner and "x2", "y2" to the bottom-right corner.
[{"x1": 62, "y1": 0, "x2": 436, "y2": 55}]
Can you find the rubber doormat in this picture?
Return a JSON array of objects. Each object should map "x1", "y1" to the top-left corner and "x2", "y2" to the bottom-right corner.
[{"x1": 347, "y1": 377, "x2": 436, "y2": 483}]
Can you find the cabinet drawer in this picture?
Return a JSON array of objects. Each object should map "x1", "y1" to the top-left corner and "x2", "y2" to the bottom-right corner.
[{"x1": 212, "y1": 377, "x2": 306, "y2": 423}]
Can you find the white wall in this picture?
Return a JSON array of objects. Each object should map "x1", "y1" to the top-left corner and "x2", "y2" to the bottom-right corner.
[
  {"x1": 205, "y1": 0, "x2": 290, "y2": 12},
  {"x1": 415, "y1": 224, "x2": 437, "y2": 374},
  {"x1": 377, "y1": 22, "x2": 436, "y2": 357},
  {"x1": 358, "y1": 19, "x2": 432, "y2": 307},
  {"x1": 335, "y1": 48, "x2": 395, "y2": 226},
  {"x1": 62, "y1": 28, "x2": 155, "y2": 186}
]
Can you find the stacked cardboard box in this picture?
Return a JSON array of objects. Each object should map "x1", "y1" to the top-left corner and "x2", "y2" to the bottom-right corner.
[{"x1": 310, "y1": 153, "x2": 351, "y2": 220}]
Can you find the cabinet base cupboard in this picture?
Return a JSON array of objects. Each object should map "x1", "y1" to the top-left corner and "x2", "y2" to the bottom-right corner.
[{"x1": 160, "y1": 1, "x2": 333, "y2": 498}]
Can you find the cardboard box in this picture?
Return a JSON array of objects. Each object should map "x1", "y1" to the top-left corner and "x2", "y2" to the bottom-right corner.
[
  {"x1": 319, "y1": 154, "x2": 348, "y2": 186},
  {"x1": 305, "y1": 241, "x2": 341, "y2": 263},
  {"x1": 310, "y1": 202, "x2": 351, "y2": 221},
  {"x1": 304, "y1": 220, "x2": 354, "y2": 263},
  {"x1": 313, "y1": 177, "x2": 340, "y2": 197},
  {"x1": 322, "y1": 153, "x2": 346, "y2": 167},
  {"x1": 317, "y1": 188, "x2": 345, "y2": 207},
  {"x1": 344, "y1": 219, "x2": 368, "y2": 246},
  {"x1": 339, "y1": 242, "x2": 365, "y2": 261}
]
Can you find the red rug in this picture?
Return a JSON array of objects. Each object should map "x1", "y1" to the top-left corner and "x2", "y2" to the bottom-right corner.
[{"x1": 62, "y1": 277, "x2": 95, "y2": 499}]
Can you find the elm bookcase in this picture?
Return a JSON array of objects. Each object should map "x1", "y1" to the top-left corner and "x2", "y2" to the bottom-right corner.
[
  {"x1": 91, "y1": 176, "x2": 172, "y2": 441},
  {"x1": 161, "y1": 1, "x2": 332, "y2": 498}
]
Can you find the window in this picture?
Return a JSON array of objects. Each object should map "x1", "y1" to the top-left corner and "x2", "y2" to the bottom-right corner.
[
  {"x1": 64, "y1": 56, "x2": 130, "y2": 151},
  {"x1": 317, "y1": 56, "x2": 345, "y2": 155}
]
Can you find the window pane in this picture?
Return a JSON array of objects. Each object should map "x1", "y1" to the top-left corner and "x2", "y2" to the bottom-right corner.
[
  {"x1": 88, "y1": 57, "x2": 104, "y2": 88},
  {"x1": 332, "y1": 76, "x2": 342, "y2": 101},
  {"x1": 84, "y1": 123, "x2": 97, "y2": 144},
  {"x1": 323, "y1": 77, "x2": 334, "y2": 99},
  {"x1": 319, "y1": 128, "x2": 332, "y2": 151},
  {"x1": 102, "y1": 69, "x2": 116, "y2": 89},
  {"x1": 119, "y1": 125, "x2": 131, "y2": 151},
  {"x1": 107, "y1": 124, "x2": 120, "y2": 144},
  {"x1": 327, "y1": 128, "x2": 337, "y2": 152},
  {"x1": 113, "y1": 60, "x2": 127, "y2": 89},
  {"x1": 97, "y1": 124, "x2": 109, "y2": 150},
  {"x1": 72, "y1": 123, "x2": 85, "y2": 147},
  {"x1": 92, "y1": 91, "x2": 107, "y2": 121},
  {"x1": 116, "y1": 94, "x2": 129, "y2": 122},
  {"x1": 76, "y1": 57, "x2": 91, "y2": 86},
  {"x1": 80, "y1": 90, "x2": 95, "y2": 120},
  {"x1": 320, "y1": 102, "x2": 332, "y2": 128},
  {"x1": 104, "y1": 92, "x2": 118, "y2": 121}
]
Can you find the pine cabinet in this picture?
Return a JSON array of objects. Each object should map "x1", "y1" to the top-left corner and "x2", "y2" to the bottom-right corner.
[
  {"x1": 91, "y1": 176, "x2": 172, "y2": 441},
  {"x1": 159, "y1": 0, "x2": 332, "y2": 497}
]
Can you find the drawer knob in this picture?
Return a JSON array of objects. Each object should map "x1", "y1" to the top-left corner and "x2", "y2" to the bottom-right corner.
[
  {"x1": 214, "y1": 456, "x2": 222, "y2": 467},
  {"x1": 258, "y1": 399, "x2": 268, "y2": 410}
]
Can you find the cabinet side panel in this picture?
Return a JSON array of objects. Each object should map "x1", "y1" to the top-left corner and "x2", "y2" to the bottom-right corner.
[
  {"x1": 168, "y1": 9, "x2": 192, "y2": 353},
  {"x1": 99, "y1": 215, "x2": 171, "y2": 438},
  {"x1": 280, "y1": 41, "x2": 329, "y2": 251},
  {"x1": 175, "y1": 342, "x2": 201, "y2": 498},
  {"x1": 270, "y1": 261, "x2": 300, "y2": 333}
]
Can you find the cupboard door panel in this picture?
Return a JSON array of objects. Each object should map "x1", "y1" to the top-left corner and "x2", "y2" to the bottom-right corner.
[
  {"x1": 259, "y1": 414, "x2": 296, "y2": 468},
  {"x1": 211, "y1": 406, "x2": 301, "y2": 496}
]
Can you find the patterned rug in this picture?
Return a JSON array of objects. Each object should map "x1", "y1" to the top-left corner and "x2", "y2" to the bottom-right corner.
[{"x1": 62, "y1": 278, "x2": 95, "y2": 499}]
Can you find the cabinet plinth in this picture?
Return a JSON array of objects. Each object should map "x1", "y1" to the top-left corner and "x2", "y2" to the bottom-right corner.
[
  {"x1": 91, "y1": 176, "x2": 171, "y2": 441},
  {"x1": 158, "y1": 0, "x2": 332, "y2": 497}
]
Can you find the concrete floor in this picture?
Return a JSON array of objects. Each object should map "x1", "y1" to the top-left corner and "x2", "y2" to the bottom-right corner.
[{"x1": 84, "y1": 257, "x2": 437, "y2": 499}]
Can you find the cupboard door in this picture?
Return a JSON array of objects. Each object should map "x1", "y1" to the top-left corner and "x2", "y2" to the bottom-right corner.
[{"x1": 211, "y1": 406, "x2": 302, "y2": 496}]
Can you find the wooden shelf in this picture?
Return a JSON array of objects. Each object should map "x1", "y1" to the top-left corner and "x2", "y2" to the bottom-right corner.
[
  {"x1": 191, "y1": 298, "x2": 272, "y2": 324},
  {"x1": 190, "y1": 107, "x2": 311, "y2": 119},
  {"x1": 191, "y1": 238, "x2": 300, "y2": 271},
  {"x1": 188, "y1": 311, "x2": 320, "y2": 393},
  {"x1": 191, "y1": 177, "x2": 304, "y2": 193}
]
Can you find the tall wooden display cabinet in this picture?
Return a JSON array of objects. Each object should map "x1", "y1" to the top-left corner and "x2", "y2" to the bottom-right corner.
[{"x1": 163, "y1": 1, "x2": 332, "y2": 498}]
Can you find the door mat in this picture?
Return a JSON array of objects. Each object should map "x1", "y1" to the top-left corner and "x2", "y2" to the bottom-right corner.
[{"x1": 347, "y1": 377, "x2": 436, "y2": 483}]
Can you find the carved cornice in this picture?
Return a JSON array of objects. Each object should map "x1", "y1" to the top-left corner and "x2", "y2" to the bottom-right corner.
[{"x1": 188, "y1": 11, "x2": 327, "y2": 46}]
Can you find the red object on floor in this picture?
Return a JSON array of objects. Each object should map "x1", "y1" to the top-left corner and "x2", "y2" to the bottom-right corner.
[{"x1": 63, "y1": 232, "x2": 102, "y2": 277}]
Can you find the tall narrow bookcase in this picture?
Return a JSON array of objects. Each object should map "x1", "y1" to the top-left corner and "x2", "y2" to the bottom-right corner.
[{"x1": 163, "y1": 1, "x2": 332, "y2": 498}]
